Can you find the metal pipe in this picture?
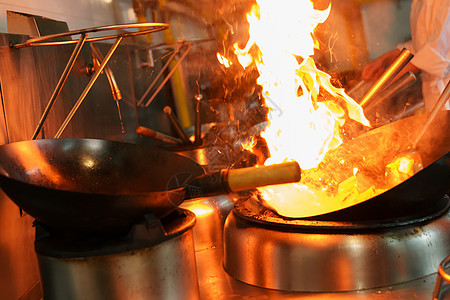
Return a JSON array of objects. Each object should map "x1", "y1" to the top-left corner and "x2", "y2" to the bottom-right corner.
[
  {"x1": 346, "y1": 80, "x2": 366, "y2": 98},
  {"x1": 163, "y1": 106, "x2": 190, "y2": 144},
  {"x1": 364, "y1": 72, "x2": 417, "y2": 112},
  {"x1": 392, "y1": 101, "x2": 424, "y2": 122},
  {"x1": 360, "y1": 48, "x2": 413, "y2": 107},
  {"x1": 54, "y1": 37, "x2": 123, "y2": 138},
  {"x1": 31, "y1": 34, "x2": 87, "y2": 140},
  {"x1": 136, "y1": 44, "x2": 182, "y2": 106},
  {"x1": 144, "y1": 43, "x2": 193, "y2": 107},
  {"x1": 90, "y1": 43, "x2": 122, "y2": 101}
]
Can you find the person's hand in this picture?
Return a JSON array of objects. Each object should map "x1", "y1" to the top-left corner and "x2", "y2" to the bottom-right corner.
[{"x1": 361, "y1": 49, "x2": 401, "y2": 82}]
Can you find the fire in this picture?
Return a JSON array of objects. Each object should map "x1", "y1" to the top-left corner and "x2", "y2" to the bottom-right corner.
[
  {"x1": 217, "y1": 53, "x2": 232, "y2": 68},
  {"x1": 218, "y1": 0, "x2": 418, "y2": 218},
  {"x1": 230, "y1": 0, "x2": 369, "y2": 165}
]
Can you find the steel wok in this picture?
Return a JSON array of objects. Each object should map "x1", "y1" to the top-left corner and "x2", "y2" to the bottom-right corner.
[
  {"x1": 0, "y1": 138, "x2": 300, "y2": 235},
  {"x1": 299, "y1": 111, "x2": 449, "y2": 220}
]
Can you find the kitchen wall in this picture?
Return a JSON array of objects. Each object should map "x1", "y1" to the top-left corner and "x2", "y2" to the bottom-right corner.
[
  {"x1": 0, "y1": 0, "x2": 136, "y2": 33},
  {"x1": 361, "y1": 0, "x2": 412, "y2": 61},
  {"x1": 314, "y1": 0, "x2": 412, "y2": 74}
]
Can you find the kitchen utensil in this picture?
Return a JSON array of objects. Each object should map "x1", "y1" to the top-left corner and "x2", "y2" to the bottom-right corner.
[
  {"x1": 0, "y1": 138, "x2": 300, "y2": 234},
  {"x1": 263, "y1": 111, "x2": 449, "y2": 220}
]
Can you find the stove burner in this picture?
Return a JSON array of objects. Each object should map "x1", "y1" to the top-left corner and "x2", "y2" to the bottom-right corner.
[
  {"x1": 235, "y1": 194, "x2": 450, "y2": 231},
  {"x1": 34, "y1": 208, "x2": 196, "y2": 258},
  {"x1": 224, "y1": 195, "x2": 450, "y2": 292}
]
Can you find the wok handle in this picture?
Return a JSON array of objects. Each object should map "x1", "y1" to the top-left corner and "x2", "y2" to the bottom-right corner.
[
  {"x1": 184, "y1": 162, "x2": 301, "y2": 199},
  {"x1": 226, "y1": 161, "x2": 301, "y2": 192}
]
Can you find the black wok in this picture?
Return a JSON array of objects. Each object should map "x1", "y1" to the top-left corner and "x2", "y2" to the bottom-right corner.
[
  {"x1": 298, "y1": 111, "x2": 449, "y2": 220},
  {"x1": 0, "y1": 138, "x2": 300, "y2": 235}
]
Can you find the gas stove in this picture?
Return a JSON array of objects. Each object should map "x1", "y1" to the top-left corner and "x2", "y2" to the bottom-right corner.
[{"x1": 191, "y1": 194, "x2": 450, "y2": 299}]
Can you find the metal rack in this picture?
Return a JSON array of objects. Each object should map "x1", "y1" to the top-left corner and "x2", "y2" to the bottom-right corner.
[{"x1": 10, "y1": 23, "x2": 169, "y2": 139}]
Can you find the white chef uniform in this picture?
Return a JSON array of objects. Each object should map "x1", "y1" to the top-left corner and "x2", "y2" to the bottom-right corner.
[{"x1": 398, "y1": 0, "x2": 450, "y2": 111}]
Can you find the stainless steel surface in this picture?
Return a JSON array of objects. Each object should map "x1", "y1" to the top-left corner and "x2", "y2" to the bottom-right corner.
[
  {"x1": 180, "y1": 194, "x2": 236, "y2": 251},
  {"x1": 54, "y1": 37, "x2": 123, "y2": 138},
  {"x1": 0, "y1": 32, "x2": 163, "y2": 142},
  {"x1": 11, "y1": 23, "x2": 169, "y2": 48},
  {"x1": 0, "y1": 190, "x2": 41, "y2": 300},
  {"x1": 196, "y1": 243, "x2": 441, "y2": 299},
  {"x1": 360, "y1": 48, "x2": 413, "y2": 107},
  {"x1": 6, "y1": 11, "x2": 70, "y2": 37},
  {"x1": 36, "y1": 209, "x2": 199, "y2": 300},
  {"x1": 31, "y1": 34, "x2": 87, "y2": 140},
  {"x1": 37, "y1": 230, "x2": 199, "y2": 300},
  {"x1": 223, "y1": 209, "x2": 450, "y2": 292}
]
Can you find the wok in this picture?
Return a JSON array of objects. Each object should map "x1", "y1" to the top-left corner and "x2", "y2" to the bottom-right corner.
[
  {"x1": 284, "y1": 111, "x2": 449, "y2": 220},
  {"x1": 0, "y1": 138, "x2": 300, "y2": 235}
]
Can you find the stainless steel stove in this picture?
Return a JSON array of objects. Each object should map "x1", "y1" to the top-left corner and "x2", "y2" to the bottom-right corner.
[{"x1": 187, "y1": 194, "x2": 450, "y2": 299}]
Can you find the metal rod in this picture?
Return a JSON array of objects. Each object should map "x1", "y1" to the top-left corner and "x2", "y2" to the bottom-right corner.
[
  {"x1": 54, "y1": 37, "x2": 123, "y2": 138},
  {"x1": 364, "y1": 72, "x2": 417, "y2": 112},
  {"x1": 144, "y1": 43, "x2": 193, "y2": 107},
  {"x1": 194, "y1": 94, "x2": 203, "y2": 145},
  {"x1": 346, "y1": 80, "x2": 366, "y2": 97},
  {"x1": 163, "y1": 106, "x2": 190, "y2": 144},
  {"x1": 392, "y1": 101, "x2": 424, "y2": 122},
  {"x1": 360, "y1": 48, "x2": 413, "y2": 107},
  {"x1": 90, "y1": 43, "x2": 122, "y2": 101},
  {"x1": 136, "y1": 44, "x2": 182, "y2": 106},
  {"x1": 12, "y1": 23, "x2": 168, "y2": 48},
  {"x1": 136, "y1": 125, "x2": 182, "y2": 144},
  {"x1": 31, "y1": 34, "x2": 87, "y2": 140},
  {"x1": 412, "y1": 80, "x2": 450, "y2": 148}
]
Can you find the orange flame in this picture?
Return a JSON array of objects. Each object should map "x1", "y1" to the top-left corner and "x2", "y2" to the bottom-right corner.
[
  {"x1": 216, "y1": 53, "x2": 232, "y2": 68},
  {"x1": 228, "y1": 0, "x2": 372, "y2": 217}
]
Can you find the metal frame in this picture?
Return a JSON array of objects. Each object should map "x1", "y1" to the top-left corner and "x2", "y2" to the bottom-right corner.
[
  {"x1": 135, "y1": 38, "x2": 214, "y2": 108},
  {"x1": 136, "y1": 42, "x2": 193, "y2": 108},
  {"x1": 14, "y1": 23, "x2": 169, "y2": 139},
  {"x1": 12, "y1": 23, "x2": 168, "y2": 48}
]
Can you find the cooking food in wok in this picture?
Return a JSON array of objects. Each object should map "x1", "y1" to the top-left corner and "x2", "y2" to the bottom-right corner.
[{"x1": 260, "y1": 111, "x2": 450, "y2": 220}]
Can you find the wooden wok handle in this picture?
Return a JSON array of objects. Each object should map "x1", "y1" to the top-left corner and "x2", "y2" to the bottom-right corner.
[
  {"x1": 226, "y1": 161, "x2": 301, "y2": 192},
  {"x1": 183, "y1": 161, "x2": 301, "y2": 200}
]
